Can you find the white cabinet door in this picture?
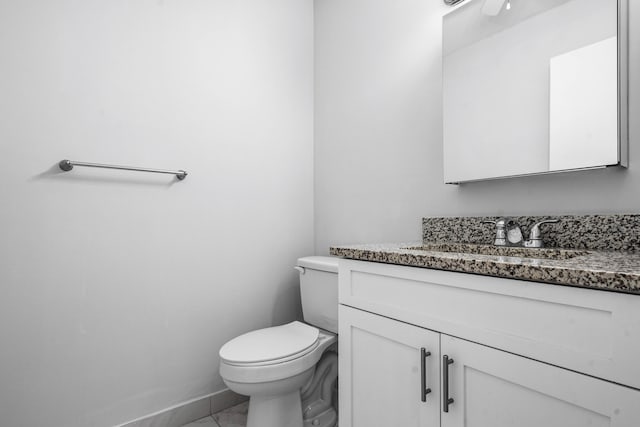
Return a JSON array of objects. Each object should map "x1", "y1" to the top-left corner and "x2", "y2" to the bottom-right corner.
[
  {"x1": 440, "y1": 335, "x2": 640, "y2": 427},
  {"x1": 339, "y1": 305, "x2": 440, "y2": 427}
]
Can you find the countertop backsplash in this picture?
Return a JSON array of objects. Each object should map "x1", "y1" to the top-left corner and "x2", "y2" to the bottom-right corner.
[{"x1": 423, "y1": 214, "x2": 640, "y2": 253}]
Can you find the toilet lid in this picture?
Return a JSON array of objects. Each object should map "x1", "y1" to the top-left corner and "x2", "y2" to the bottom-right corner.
[{"x1": 220, "y1": 321, "x2": 319, "y2": 365}]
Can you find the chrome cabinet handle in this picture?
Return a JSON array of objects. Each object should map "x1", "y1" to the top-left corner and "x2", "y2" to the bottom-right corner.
[
  {"x1": 420, "y1": 348, "x2": 432, "y2": 402},
  {"x1": 443, "y1": 355, "x2": 455, "y2": 413}
]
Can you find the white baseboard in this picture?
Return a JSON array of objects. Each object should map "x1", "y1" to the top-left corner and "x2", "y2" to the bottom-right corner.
[
  {"x1": 115, "y1": 389, "x2": 247, "y2": 427},
  {"x1": 209, "y1": 388, "x2": 248, "y2": 415}
]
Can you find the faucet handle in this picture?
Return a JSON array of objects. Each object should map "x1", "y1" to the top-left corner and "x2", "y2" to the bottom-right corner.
[
  {"x1": 524, "y1": 219, "x2": 560, "y2": 248},
  {"x1": 529, "y1": 219, "x2": 560, "y2": 240},
  {"x1": 481, "y1": 219, "x2": 507, "y2": 246},
  {"x1": 482, "y1": 219, "x2": 497, "y2": 226}
]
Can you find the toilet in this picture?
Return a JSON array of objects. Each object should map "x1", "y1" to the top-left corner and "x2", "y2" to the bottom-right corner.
[{"x1": 219, "y1": 256, "x2": 339, "y2": 427}]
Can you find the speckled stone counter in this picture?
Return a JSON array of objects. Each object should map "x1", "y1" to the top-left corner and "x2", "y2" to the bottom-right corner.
[
  {"x1": 329, "y1": 242, "x2": 640, "y2": 294},
  {"x1": 330, "y1": 214, "x2": 640, "y2": 294}
]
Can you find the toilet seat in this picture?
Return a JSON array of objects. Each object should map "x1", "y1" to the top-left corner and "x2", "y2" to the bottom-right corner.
[
  {"x1": 219, "y1": 322, "x2": 336, "y2": 384},
  {"x1": 222, "y1": 340, "x2": 320, "y2": 368},
  {"x1": 220, "y1": 321, "x2": 319, "y2": 366}
]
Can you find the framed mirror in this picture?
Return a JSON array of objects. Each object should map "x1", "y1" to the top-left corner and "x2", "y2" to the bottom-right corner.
[{"x1": 442, "y1": 0, "x2": 628, "y2": 184}]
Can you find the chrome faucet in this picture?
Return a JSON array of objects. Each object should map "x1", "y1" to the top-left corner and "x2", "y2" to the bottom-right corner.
[{"x1": 483, "y1": 218, "x2": 559, "y2": 248}]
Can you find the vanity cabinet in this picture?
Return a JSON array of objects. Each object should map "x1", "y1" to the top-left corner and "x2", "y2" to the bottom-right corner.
[{"x1": 338, "y1": 260, "x2": 640, "y2": 427}]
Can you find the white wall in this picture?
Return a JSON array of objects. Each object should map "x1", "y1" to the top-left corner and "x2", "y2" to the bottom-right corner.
[
  {"x1": 0, "y1": 1, "x2": 314, "y2": 426},
  {"x1": 314, "y1": 0, "x2": 447, "y2": 251},
  {"x1": 314, "y1": 0, "x2": 640, "y2": 254}
]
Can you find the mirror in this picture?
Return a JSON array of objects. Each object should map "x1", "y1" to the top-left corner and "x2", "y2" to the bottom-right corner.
[{"x1": 442, "y1": 0, "x2": 628, "y2": 184}]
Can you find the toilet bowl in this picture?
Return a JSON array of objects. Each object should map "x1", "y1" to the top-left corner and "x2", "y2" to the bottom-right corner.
[
  {"x1": 219, "y1": 256, "x2": 339, "y2": 427},
  {"x1": 220, "y1": 322, "x2": 336, "y2": 427}
]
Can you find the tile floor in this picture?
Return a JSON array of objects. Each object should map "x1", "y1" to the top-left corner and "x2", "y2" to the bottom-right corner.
[{"x1": 181, "y1": 401, "x2": 248, "y2": 427}]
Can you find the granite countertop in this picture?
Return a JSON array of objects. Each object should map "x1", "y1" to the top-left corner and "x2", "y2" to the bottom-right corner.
[{"x1": 329, "y1": 242, "x2": 640, "y2": 295}]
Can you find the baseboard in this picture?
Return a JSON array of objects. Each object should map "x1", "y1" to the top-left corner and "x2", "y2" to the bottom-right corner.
[
  {"x1": 115, "y1": 388, "x2": 247, "y2": 427},
  {"x1": 210, "y1": 388, "x2": 248, "y2": 414}
]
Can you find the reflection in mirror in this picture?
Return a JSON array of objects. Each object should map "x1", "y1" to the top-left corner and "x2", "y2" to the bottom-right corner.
[
  {"x1": 549, "y1": 37, "x2": 617, "y2": 171},
  {"x1": 442, "y1": 0, "x2": 627, "y2": 184}
]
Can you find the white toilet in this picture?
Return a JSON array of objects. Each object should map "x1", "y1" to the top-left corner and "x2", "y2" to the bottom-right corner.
[{"x1": 219, "y1": 256, "x2": 339, "y2": 427}]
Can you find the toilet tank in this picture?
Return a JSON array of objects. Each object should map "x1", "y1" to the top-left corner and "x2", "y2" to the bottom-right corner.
[{"x1": 297, "y1": 256, "x2": 339, "y2": 334}]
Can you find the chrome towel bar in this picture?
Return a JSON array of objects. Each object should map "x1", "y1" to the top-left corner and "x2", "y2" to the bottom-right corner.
[{"x1": 58, "y1": 159, "x2": 187, "y2": 180}]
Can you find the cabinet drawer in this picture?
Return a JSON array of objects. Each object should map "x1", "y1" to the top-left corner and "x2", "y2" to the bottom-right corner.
[{"x1": 339, "y1": 259, "x2": 640, "y2": 389}]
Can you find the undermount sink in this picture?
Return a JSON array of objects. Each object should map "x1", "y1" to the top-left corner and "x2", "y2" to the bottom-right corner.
[{"x1": 404, "y1": 243, "x2": 589, "y2": 260}]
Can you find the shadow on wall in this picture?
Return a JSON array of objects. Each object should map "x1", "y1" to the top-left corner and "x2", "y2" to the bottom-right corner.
[{"x1": 271, "y1": 272, "x2": 303, "y2": 326}]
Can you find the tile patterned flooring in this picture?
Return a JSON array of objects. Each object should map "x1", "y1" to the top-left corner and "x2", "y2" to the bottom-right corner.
[{"x1": 181, "y1": 402, "x2": 248, "y2": 427}]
